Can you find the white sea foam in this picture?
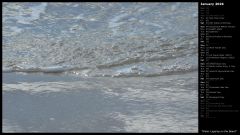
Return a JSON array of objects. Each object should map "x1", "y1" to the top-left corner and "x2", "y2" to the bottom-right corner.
[{"x1": 3, "y1": 3, "x2": 198, "y2": 132}]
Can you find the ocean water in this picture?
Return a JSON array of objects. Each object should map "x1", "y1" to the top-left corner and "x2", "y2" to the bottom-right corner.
[{"x1": 2, "y1": 2, "x2": 198, "y2": 132}]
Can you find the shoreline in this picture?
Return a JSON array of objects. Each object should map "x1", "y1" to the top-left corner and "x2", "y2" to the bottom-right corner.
[{"x1": 3, "y1": 72, "x2": 198, "y2": 132}]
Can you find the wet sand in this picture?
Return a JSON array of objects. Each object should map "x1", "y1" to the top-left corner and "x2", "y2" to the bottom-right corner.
[{"x1": 3, "y1": 72, "x2": 198, "y2": 132}]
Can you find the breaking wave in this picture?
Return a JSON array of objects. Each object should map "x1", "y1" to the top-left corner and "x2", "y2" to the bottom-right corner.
[{"x1": 3, "y1": 3, "x2": 198, "y2": 78}]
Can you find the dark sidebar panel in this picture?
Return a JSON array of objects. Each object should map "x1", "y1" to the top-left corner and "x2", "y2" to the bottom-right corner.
[{"x1": 199, "y1": 0, "x2": 239, "y2": 134}]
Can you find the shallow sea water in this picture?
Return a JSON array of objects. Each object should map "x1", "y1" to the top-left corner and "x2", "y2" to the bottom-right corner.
[{"x1": 3, "y1": 2, "x2": 198, "y2": 132}]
